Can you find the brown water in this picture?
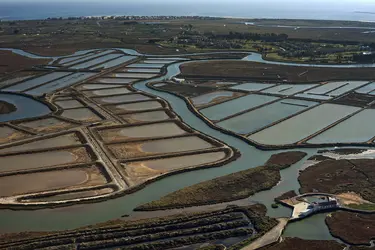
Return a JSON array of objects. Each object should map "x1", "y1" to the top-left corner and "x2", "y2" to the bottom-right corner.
[
  {"x1": 120, "y1": 110, "x2": 171, "y2": 123},
  {"x1": 99, "y1": 122, "x2": 188, "y2": 142},
  {"x1": 61, "y1": 108, "x2": 102, "y2": 122},
  {"x1": 0, "y1": 126, "x2": 29, "y2": 144},
  {"x1": 0, "y1": 133, "x2": 81, "y2": 154},
  {"x1": 141, "y1": 136, "x2": 215, "y2": 154},
  {"x1": 19, "y1": 117, "x2": 75, "y2": 133},
  {"x1": 108, "y1": 136, "x2": 215, "y2": 159},
  {"x1": 0, "y1": 150, "x2": 78, "y2": 173},
  {"x1": 96, "y1": 94, "x2": 151, "y2": 104},
  {"x1": 54, "y1": 100, "x2": 84, "y2": 109},
  {"x1": 106, "y1": 101, "x2": 164, "y2": 113},
  {"x1": 124, "y1": 151, "x2": 227, "y2": 171},
  {"x1": 26, "y1": 188, "x2": 114, "y2": 203},
  {"x1": 0, "y1": 169, "x2": 89, "y2": 197},
  {"x1": 85, "y1": 87, "x2": 132, "y2": 97}
]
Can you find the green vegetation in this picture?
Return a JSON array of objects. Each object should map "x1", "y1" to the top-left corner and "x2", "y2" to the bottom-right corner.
[
  {"x1": 0, "y1": 205, "x2": 276, "y2": 250},
  {"x1": 347, "y1": 203, "x2": 375, "y2": 211},
  {"x1": 271, "y1": 203, "x2": 279, "y2": 209},
  {"x1": 1, "y1": 18, "x2": 374, "y2": 63},
  {"x1": 179, "y1": 61, "x2": 375, "y2": 83},
  {"x1": 262, "y1": 237, "x2": 345, "y2": 250},
  {"x1": 326, "y1": 211, "x2": 375, "y2": 245},
  {"x1": 136, "y1": 152, "x2": 306, "y2": 211},
  {"x1": 136, "y1": 165, "x2": 282, "y2": 210},
  {"x1": 299, "y1": 159, "x2": 375, "y2": 203}
]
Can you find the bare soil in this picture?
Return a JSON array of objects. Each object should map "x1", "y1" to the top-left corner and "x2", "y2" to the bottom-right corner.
[
  {"x1": 331, "y1": 92, "x2": 375, "y2": 107},
  {"x1": 179, "y1": 61, "x2": 375, "y2": 83},
  {"x1": 326, "y1": 211, "x2": 375, "y2": 245}
]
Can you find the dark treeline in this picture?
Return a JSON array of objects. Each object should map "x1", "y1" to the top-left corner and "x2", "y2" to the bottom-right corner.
[
  {"x1": 353, "y1": 53, "x2": 375, "y2": 63},
  {"x1": 207, "y1": 31, "x2": 289, "y2": 42}
]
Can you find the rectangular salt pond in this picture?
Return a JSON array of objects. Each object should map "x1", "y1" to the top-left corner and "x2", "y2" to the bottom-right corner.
[
  {"x1": 61, "y1": 108, "x2": 102, "y2": 122},
  {"x1": 95, "y1": 93, "x2": 151, "y2": 104},
  {"x1": 356, "y1": 82, "x2": 375, "y2": 94},
  {"x1": 294, "y1": 93, "x2": 333, "y2": 100},
  {"x1": 142, "y1": 60, "x2": 174, "y2": 64},
  {"x1": 120, "y1": 110, "x2": 172, "y2": 123},
  {"x1": 191, "y1": 91, "x2": 238, "y2": 106},
  {"x1": 4, "y1": 72, "x2": 72, "y2": 92},
  {"x1": 305, "y1": 82, "x2": 348, "y2": 95},
  {"x1": 326, "y1": 81, "x2": 369, "y2": 96},
  {"x1": 0, "y1": 74, "x2": 36, "y2": 88},
  {"x1": 25, "y1": 72, "x2": 96, "y2": 96},
  {"x1": 262, "y1": 84, "x2": 318, "y2": 96},
  {"x1": 106, "y1": 101, "x2": 164, "y2": 113},
  {"x1": 0, "y1": 133, "x2": 81, "y2": 154},
  {"x1": 70, "y1": 54, "x2": 122, "y2": 70},
  {"x1": 0, "y1": 147, "x2": 89, "y2": 173},
  {"x1": 123, "y1": 68, "x2": 161, "y2": 73},
  {"x1": 90, "y1": 56, "x2": 137, "y2": 70},
  {"x1": 59, "y1": 52, "x2": 95, "y2": 65},
  {"x1": 230, "y1": 82, "x2": 275, "y2": 92},
  {"x1": 93, "y1": 78, "x2": 137, "y2": 84},
  {"x1": 217, "y1": 99, "x2": 318, "y2": 134},
  {"x1": 307, "y1": 109, "x2": 375, "y2": 144},
  {"x1": 62, "y1": 50, "x2": 115, "y2": 66},
  {"x1": 109, "y1": 135, "x2": 214, "y2": 159},
  {"x1": 249, "y1": 104, "x2": 360, "y2": 146},
  {"x1": 78, "y1": 84, "x2": 123, "y2": 90},
  {"x1": 127, "y1": 63, "x2": 165, "y2": 68},
  {"x1": 99, "y1": 122, "x2": 188, "y2": 142},
  {"x1": 200, "y1": 94, "x2": 279, "y2": 121},
  {"x1": 108, "y1": 73, "x2": 158, "y2": 79},
  {"x1": 55, "y1": 99, "x2": 84, "y2": 109},
  {"x1": 123, "y1": 151, "x2": 226, "y2": 172},
  {"x1": 83, "y1": 87, "x2": 132, "y2": 97}
]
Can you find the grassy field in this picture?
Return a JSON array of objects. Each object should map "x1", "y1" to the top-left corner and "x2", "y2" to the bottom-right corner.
[
  {"x1": 179, "y1": 61, "x2": 375, "y2": 83},
  {"x1": 0, "y1": 51, "x2": 51, "y2": 76}
]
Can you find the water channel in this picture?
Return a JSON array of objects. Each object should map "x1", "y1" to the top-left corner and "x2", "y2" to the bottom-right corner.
[{"x1": 0, "y1": 47, "x2": 372, "y2": 243}]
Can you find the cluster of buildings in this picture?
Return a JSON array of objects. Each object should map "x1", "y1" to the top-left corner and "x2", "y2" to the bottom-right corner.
[
  {"x1": 299, "y1": 197, "x2": 339, "y2": 218},
  {"x1": 47, "y1": 16, "x2": 220, "y2": 21}
]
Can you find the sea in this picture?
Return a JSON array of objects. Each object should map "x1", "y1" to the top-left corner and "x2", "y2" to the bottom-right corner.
[{"x1": 1, "y1": 1, "x2": 375, "y2": 22}]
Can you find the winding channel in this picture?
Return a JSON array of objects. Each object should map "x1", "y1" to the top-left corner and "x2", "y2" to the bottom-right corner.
[{"x1": 0, "y1": 48, "x2": 370, "y2": 242}]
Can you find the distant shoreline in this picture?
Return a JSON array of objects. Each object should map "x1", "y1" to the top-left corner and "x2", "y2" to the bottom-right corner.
[{"x1": 1, "y1": 2, "x2": 375, "y2": 22}]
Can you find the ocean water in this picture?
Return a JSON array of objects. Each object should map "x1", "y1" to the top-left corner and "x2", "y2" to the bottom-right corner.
[{"x1": 1, "y1": 1, "x2": 375, "y2": 22}]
